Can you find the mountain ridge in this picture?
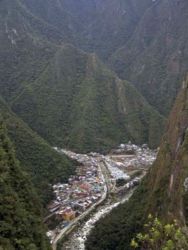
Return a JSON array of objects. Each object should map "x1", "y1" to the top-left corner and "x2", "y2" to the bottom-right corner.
[
  {"x1": 10, "y1": 44, "x2": 165, "y2": 152},
  {"x1": 110, "y1": 0, "x2": 188, "y2": 115},
  {"x1": 0, "y1": 0, "x2": 165, "y2": 153},
  {"x1": 0, "y1": 1, "x2": 188, "y2": 249}
]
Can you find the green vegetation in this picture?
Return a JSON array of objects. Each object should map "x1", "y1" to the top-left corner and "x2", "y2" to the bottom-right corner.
[
  {"x1": 110, "y1": 0, "x2": 188, "y2": 115},
  {"x1": 85, "y1": 178, "x2": 150, "y2": 250},
  {"x1": 18, "y1": 0, "x2": 188, "y2": 115},
  {"x1": 86, "y1": 77, "x2": 188, "y2": 250},
  {"x1": 11, "y1": 46, "x2": 165, "y2": 152},
  {"x1": 20, "y1": 0, "x2": 154, "y2": 60},
  {"x1": 0, "y1": 119, "x2": 50, "y2": 249},
  {"x1": 0, "y1": 0, "x2": 188, "y2": 249},
  {"x1": 0, "y1": 97, "x2": 76, "y2": 206},
  {"x1": 0, "y1": 0, "x2": 165, "y2": 155},
  {"x1": 131, "y1": 215, "x2": 188, "y2": 250}
]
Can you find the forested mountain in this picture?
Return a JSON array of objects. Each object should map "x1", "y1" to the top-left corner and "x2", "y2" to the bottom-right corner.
[
  {"x1": 11, "y1": 45, "x2": 165, "y2": 152},
  {"x1": 20, "y1": 0, "x2": 154, "y2": 59},
  {"x1": 0, "y1": 119, "x2": 50, "y2": 249},
  {"x1": 0, "y1": 0, "x2": 60, "y2": 103},
  {"x1": 0, "y1": 0, "x2": 165, "y2": 153},
  {"x1": 110, "y1": 0, "x2": 188, "y2": 115},
  {"x1": 1, "y1": 0, "x2": 188, "y2": 249},
  {"x1": 86, "y1": 76, "x2": 188, "y2": 250},
  {"x1": 0, "y1": 97, "x2": 75, "y2": 206},
  {"x1": 18, "y1": 0, "x2": 188, "y2": 116}
]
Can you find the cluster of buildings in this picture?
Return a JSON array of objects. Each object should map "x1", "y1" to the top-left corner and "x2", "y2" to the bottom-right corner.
[
  {"x1": 104, "y1": 157, "x2": 130, "y2": 181},
  {"x1": 47, "y1": 145, "x2": 156, "y2": 244},
  {"x1": 110, "y1": 142, "x2": 157, "y2": 169},
  {"x1": 48, "y1": 162, "x2": 105, "y2": 225}
]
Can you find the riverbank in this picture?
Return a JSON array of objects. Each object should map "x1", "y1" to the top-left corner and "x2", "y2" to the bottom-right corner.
[
  {"x1": 59, "y1": 187, "x2": 135, "y2": 250},
  {"x1": 46, "y1": 143, "x2": 157, "y2": 250}
]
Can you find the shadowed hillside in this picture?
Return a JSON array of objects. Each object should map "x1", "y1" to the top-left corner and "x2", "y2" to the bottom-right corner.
[
  {"x1": 11, "y1": 45, "x2": 165, "y2": 152},
  {"x1": 110, "y1": 0, "x2": 188, "y2": 115},
  {"x1": 19, "y1": 0, "x2": 188, "y2": 115},
  {"x1": 0, "y1": 119, "x2": 50, "y2": 249},
  {"x1": 86, "y1": 76, "x2": 188, "y2": 250},
  {"x1": 0, "y1": 0, "x2": 165, "y2": 153},
  {"x1": 0, "y1": 97, "x2": 75, "y2": 206}
]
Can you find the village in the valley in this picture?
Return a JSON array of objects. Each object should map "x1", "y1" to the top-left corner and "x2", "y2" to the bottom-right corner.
[
  {"x1": 46, "y1": 143, "x2": 157, "y2": 249},
  {"x1": 47, "y1": 157, "x2": 105, "y2": 226}
]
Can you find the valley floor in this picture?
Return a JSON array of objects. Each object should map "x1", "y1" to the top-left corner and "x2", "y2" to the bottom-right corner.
[{"x1": 45, "y1": 143, "x2": 157, "y2": 250}]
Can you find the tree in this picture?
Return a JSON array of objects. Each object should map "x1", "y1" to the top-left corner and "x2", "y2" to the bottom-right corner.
[{"x1": 131, "y1": 214, "x2": 188, "y2": 250}]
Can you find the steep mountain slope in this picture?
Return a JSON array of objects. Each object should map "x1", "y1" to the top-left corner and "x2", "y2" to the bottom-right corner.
[
  {"x1": 0, "y1": 119, "x2": 50, "y2": 249},
  {"x1": 2, "y1": 0, "x2": 187, "y2": 123},
  {"x1": 20, "y1": 0, "x2": 154, "y2": 60},
  {"x1": 110, "y1": 0, "x2": 188, "y2": 115},
  {"x1": 0, "y1": 0, "x2": 165, "y2": 152},
  {"x1": 0, "y1": 97, "x2": 75, "y2": 206},
  {"x1": 17, "y1": 0, "x2": 188, "y2": 116},
  {"x1": 141, "y1": 76, "x2": 188, "y2": 224},
  {"x1": 1, "y1": 0, "x2": 188, "y2": 248},
  {"x1": 58, "y1": 0, "x2": 154, "y2": 59},
  {"x1": 0, "y1": 0, "x2": 61, "y2": 102},
  {"x1": 18, "y1": 0, "x2": 82, "y2": 43},
  {"x1": 86, "y1": 76, "x2": 188, "y2": 250},
  {"x1": 11, "y1": 45, "x2": 165, "y2": 152}
]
